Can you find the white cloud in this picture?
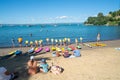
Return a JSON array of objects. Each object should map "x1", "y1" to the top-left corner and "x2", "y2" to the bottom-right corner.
[{"x1": 55, "y1": 16, "x2": 68, "y2": 19}]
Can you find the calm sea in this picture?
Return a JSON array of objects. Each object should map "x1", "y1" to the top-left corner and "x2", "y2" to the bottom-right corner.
[{"x1": 0, "y1": 23, "x2": 120, "y2": 47}]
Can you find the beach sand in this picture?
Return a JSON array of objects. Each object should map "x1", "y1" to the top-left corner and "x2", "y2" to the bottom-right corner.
[{"x1": 0, "y1": 40, "x2": 120, "y2": 80}]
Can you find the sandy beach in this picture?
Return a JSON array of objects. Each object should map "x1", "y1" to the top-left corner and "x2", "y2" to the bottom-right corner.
[{"x1": 0, "y1": 40, "x2": 120, "y2": 80}]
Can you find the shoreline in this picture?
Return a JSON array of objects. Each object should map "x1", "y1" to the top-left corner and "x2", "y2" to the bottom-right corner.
[
  {"x1": 0, "y1": 40, "x2": 120, "y2": 56},
  {"x1": 0, "y1": 39, "x2": 120, "y2": 49}
]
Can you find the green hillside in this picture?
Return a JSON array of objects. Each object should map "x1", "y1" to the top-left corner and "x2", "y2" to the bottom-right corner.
[{"x1": 84, "y1": 10, "x2": 120, "y2": 26}]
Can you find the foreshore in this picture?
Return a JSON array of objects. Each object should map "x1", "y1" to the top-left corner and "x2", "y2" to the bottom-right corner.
[{"x1": 0, "y1": 40, "x2": 120, "y2": 80}]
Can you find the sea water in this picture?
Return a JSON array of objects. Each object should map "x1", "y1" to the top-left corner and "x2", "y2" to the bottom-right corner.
[{"x1": 0, "y1": 23, "x2": 120, "y2": 47}]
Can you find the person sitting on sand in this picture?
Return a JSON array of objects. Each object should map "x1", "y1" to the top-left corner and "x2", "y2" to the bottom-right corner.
[
  {"x1": 18, "y1": 37, "x2": 23, "y2": 47},
  {"x1": 63, "y1": 50, "x2": 70, "y2": 58},
  {"x1": 69, "y1": 47, "x2": 81, "y2": 58},
  {"x1": 50, "y1": 63, "x2": 63, "y2": 75},
  {"x1": 56, "y1": 51, "x2": 61, "y2": 57},
  {"x1": 52, "y1": 50, "x2": 61, "y2": 57},
  {"x1": 0, "y1": 67, "x2": 18, "y2": 80},
  {"x1": 39, "y1": 59, "x2": 49, "y2": 73},
  {"x1": 27, "y1": 56, "x2": 39, "y2": 75}
]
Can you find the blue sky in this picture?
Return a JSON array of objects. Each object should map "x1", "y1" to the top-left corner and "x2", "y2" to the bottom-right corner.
[{"x1": 0, "y1": 0, "x2": 119, "y2": 24}]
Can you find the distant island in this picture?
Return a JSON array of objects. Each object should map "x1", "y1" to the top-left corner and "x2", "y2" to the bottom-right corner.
[{"x1": 84, "y1": 10, "x2": 120, "y2": 26}]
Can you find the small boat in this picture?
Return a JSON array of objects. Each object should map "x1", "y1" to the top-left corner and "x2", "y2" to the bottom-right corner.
[
  {"x1": 90, "y1": 43, "x2": 106, "y2": 47},
  {"x1": 68, "y1": 45, "x2": 75, "y2": 51},
  {"x1": 51, "y1": 46, "x2": 56, "y2": 51},
  {"x1": 76, "y1": 45, "x2": 82, "y2": 49},
  {"x1": 56, "y1": 47, "x2": 61, "y2": 52},
  {"x1": 45, "y1": 47, "x2": 50, "y2": 52},
  {"x1": 28, "y1": 47, "x2": 35, "y2": 53},
  {"x1": 35, "y1": 47, "x2": 43, "y2": 53},
  {"x1": 83, "y1": 43, "x2": 92, "y2": 48},
  {"x1": 8, "y1": 50, "x2": 16, "y2": 55},
  {"x1": 61, "y1": 47, "x2": 65, "y2": 52},
  {"x1": 15, "y1": 50, "x2": 22, "y2": 55}
]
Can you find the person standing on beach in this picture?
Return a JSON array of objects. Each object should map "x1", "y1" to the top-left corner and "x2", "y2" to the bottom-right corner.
[
  {"x1": 18, "y1": 37, "x2": 23, "y2": 47},
  {"x1": 80, "y1": 37, "x2": 83, "y2": 44},
  {"x1": 25, "y1": 40, "x2": 29, "y2": 47},
  {"x1": 11, "y1": 38, "x2": 15, "y2": 48},
  {"x1": 97, "y1": 33, "x2": 100, "y2": 43}
]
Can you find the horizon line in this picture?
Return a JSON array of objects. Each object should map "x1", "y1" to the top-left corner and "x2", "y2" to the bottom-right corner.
[{"x1": 0, "y1": 22, "x2": 84, "y2": 25}]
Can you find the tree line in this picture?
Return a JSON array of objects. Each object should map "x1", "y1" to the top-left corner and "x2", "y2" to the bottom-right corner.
[{"x1": 84, "y1": 10, "x2": 120, "y2": 26}]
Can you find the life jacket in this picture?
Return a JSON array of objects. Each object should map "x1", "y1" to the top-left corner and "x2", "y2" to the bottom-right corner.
[
  {"x1": 18, "y1": 38, "x2": 22, "y2": 43},
  {"x1": 25, "y1": 40, "x2": 29, "y2": 44}
]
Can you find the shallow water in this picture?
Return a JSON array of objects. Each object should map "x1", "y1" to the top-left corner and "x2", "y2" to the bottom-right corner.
[{"x1": 0, "y1": 23, "x2": 120, "y2": 47}]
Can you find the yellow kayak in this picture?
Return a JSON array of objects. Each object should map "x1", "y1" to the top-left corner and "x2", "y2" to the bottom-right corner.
[
  {"x1": 8, "y1": 50, "x2": 16, "y2": 55},
  {"x1": 90, "y1": 43, "x2": 107, "y2": 47},
  {"x1": 56, "y1": 47, "x2": 61, "y2": 51},
  {"x1": 61, "y1": 47, "x2": 65, "y2": 52},
  {"x1": 34, "y1": 47, "x2": 38, "y2": 51},
  {"x1": 51, "y1": 46, "x2": 56, "y2": 51}
]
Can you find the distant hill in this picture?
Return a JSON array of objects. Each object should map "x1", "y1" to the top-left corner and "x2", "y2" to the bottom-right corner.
[{"x1": 84, "y1": 10, "x2": 120, "y2": 26}]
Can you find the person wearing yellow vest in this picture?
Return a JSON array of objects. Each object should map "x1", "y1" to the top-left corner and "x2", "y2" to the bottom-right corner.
[
  {"x1": 18, "y1": 37, "x2": 23, "y2": 47},
  {"x1": 25, "y1": 40, "x2": 29, "y2": 47},
  {"x1": 30, "y1": 41, "x2": 33, "y2": 47}
]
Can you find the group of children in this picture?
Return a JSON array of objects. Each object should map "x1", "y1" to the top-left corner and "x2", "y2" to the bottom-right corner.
[
  {"x1": 11, "y1": 32, "x2": 100, "y2": 48},
  {"x1": 27, "y1": 56, "x2": 63, "y2": 75},
  {"x1": 26, "y1": 42, "x2": 81, "y2": 75}
]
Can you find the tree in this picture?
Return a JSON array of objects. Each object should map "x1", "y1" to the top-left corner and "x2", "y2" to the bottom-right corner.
[
  {"x1": 109, "y1": 11, "x2": 112, "y2": 14},
  {"x1": 97, "y1": 12, "x2": 104, "y2": 17},
  {"x1": 84, "y1": 10, "x2": 120, "y2": 26}
]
